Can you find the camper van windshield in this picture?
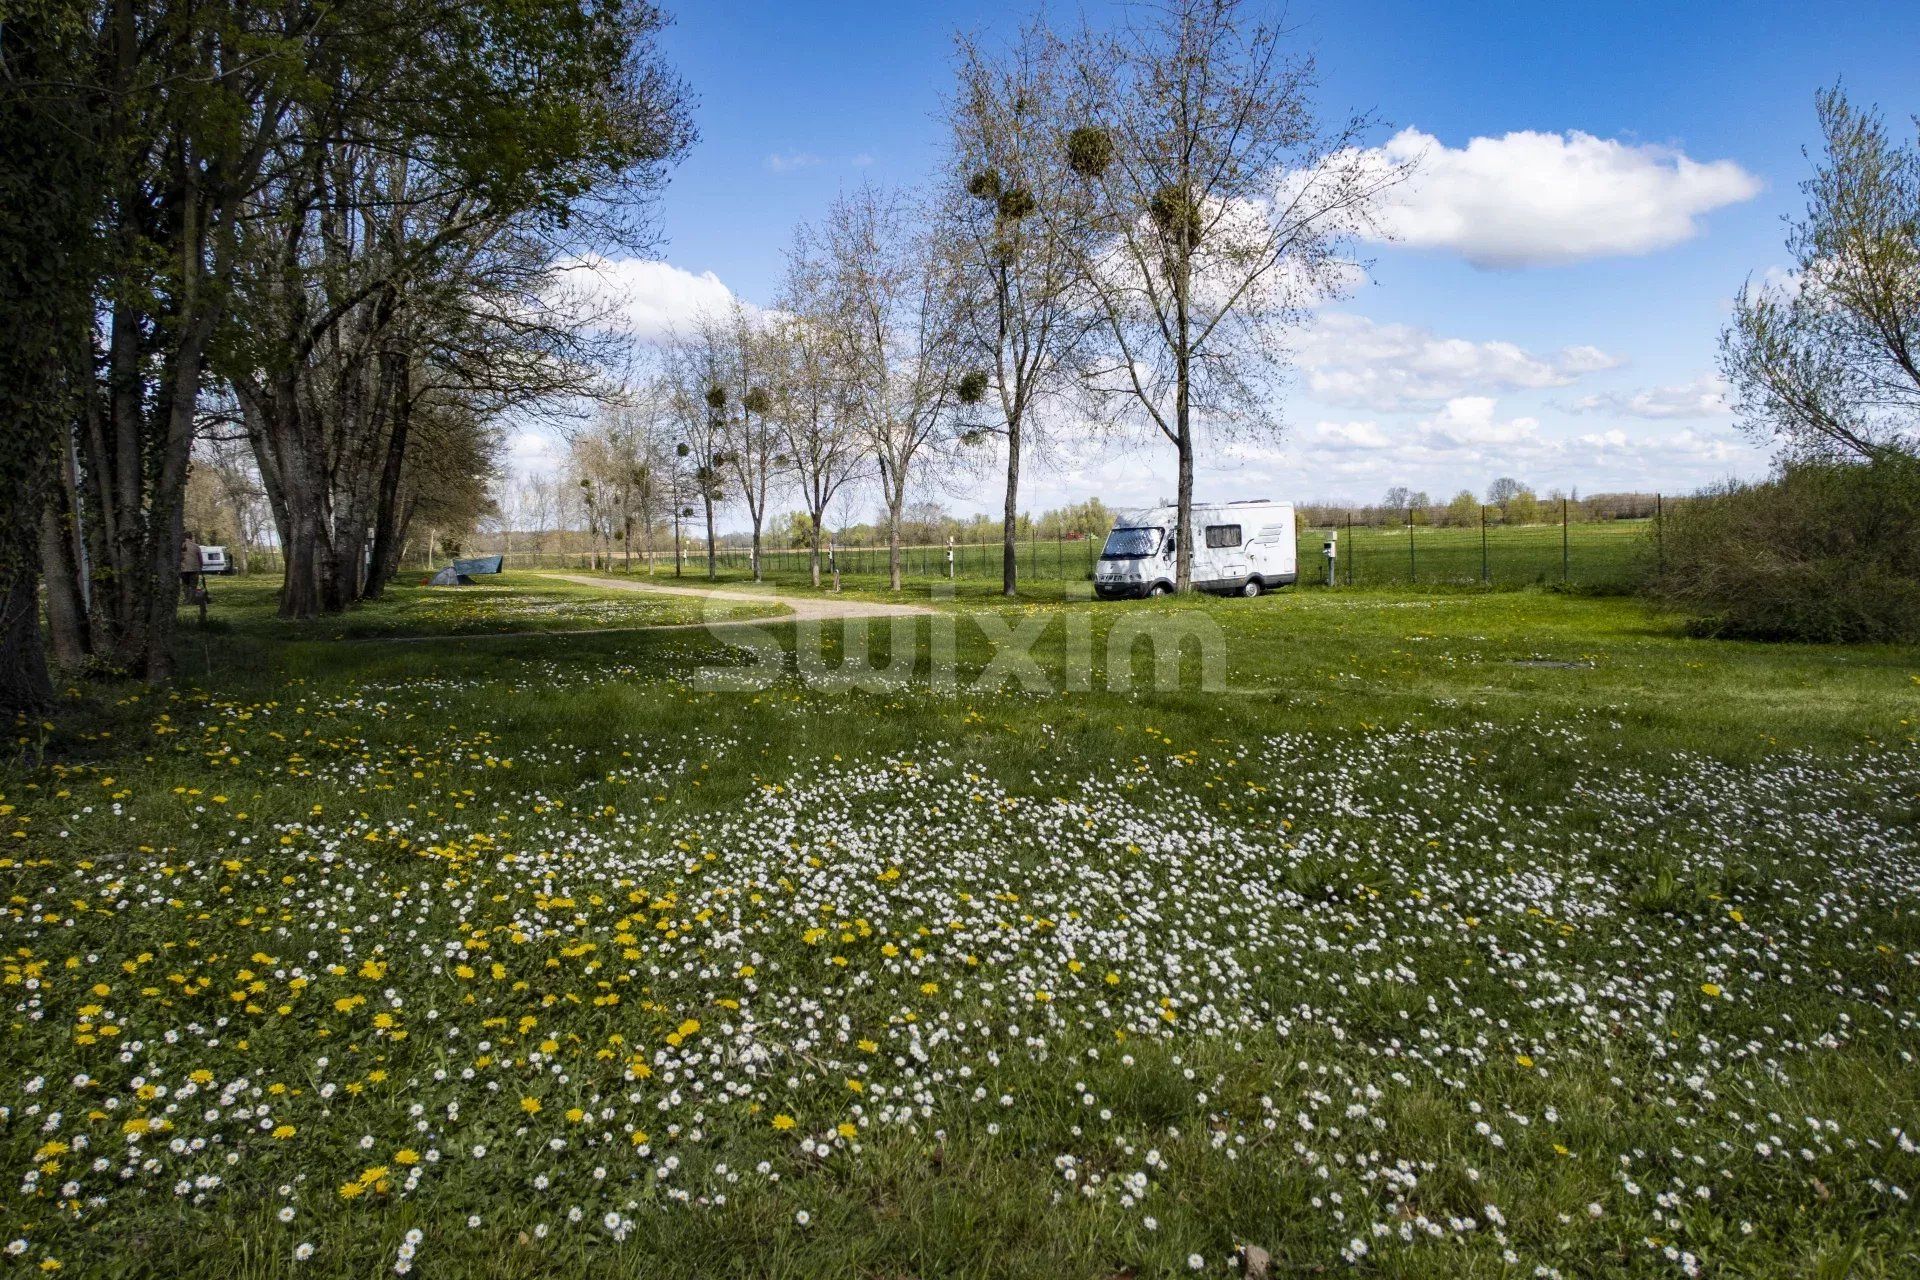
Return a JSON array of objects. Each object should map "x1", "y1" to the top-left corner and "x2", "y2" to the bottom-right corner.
[{"x1": 1102, "y1": 527, "x2": 1162, "y2": 559}]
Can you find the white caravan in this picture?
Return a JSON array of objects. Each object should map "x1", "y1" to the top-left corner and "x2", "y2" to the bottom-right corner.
[{"x1": 1094, "y1": 500, "x2": 1297, "y2": 599}]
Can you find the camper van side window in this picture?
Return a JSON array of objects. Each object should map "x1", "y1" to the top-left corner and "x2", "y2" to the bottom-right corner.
[{"x1": 1203, "y1": 524, "x2": 1243, "y2": 549}]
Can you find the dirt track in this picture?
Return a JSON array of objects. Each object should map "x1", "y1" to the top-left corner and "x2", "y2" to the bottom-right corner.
[{"x1": 542, "y1": 572, "x2": 935, "y2": 623}]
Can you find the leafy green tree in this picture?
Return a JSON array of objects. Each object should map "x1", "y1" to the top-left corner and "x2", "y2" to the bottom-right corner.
[
  {"x1": 1722, "y1": 88, "x2": 1920, "y2": 464},
  {"x1": 0, "y1": 0, "x2": 97, "y2": 708}
]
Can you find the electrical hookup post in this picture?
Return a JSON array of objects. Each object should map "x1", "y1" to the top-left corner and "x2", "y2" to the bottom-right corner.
[
  {"x1": 1322, "y1": 528, "x2": 1338, "y2": 586},
  {"x1": 946, "y1": 536, "x2": 955, "y2": 579}
]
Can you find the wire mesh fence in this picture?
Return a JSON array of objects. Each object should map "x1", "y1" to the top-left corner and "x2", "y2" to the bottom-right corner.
[
  {"x1": 219, "y1": 501, "x2": 1665, "y2": 593},
  {"x1": 468, "y1": 503, "x2": 1661, "y2": 593}
]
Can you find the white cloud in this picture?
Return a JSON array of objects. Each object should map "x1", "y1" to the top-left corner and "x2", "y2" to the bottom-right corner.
[
  {"x1": 1353, "y1": 128, "x2": 1761, "y2": 268},
  {"x1": 1568, "y1": 374, "x2": 1730, "y2": 419},
  {"x1": 556, "y1": 255, "x2": 741, "y2": 344},
  {"x1": 920, "y1": 411, "x2": 1770, "y2": 515},
  {"x1": 505, "y1": 427, "x2": 565, "y2": 474},
  {"x1": 1417, "y1": 396, "x2": 1542, "y2": 448},
  {"x1": 765, "y1": 150, "x2": 822, "y2": 173},
  {"x1": 1295, "y1": 312, "x2": 1622, "y2": 410},
  {"x1": 1756, "y1": 265, "x2": 1803, "y2": 296},
  {"x1": 1574, "y1": 428, "x2": 1632, "y2": 451},
  {"x1": 1315, "y1": 420, "x2": 1395, "y2": 451},
  {"x1": 850, "y1": 152, "x2": 875, "y2": 168}
]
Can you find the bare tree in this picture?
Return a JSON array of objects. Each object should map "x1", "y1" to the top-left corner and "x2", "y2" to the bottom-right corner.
[
  {"x1": 517, "y1": 473, "x2": 555, "y2": 558},
  {"x1": 1060, "y1": 0, "x2": 1407, "y2": 590},
  {"x1": 662, "y1": 329, "x2": 731, "y2": 580},
  {"x1": 1722, "y1": 88, "x2": 1920, "y2": 464},
  {"x1": 945, "y1": 22, "x2": 1103, "y2": 596},
  {"x1": 768, "y1": 302, "x2": 865, "y2": 588},
  {"x1": 709, "y1": 303, "x2": 785, "y2": 581},
  {"x1": 185, "y1": 430, "x2": 272, "y2": 575},
  {"x1": 793, "y1": 184, "x2": 959, "y2": 591}
]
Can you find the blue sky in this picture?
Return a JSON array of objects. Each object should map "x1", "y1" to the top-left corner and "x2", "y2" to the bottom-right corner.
[{"x1": 519, "y1": 0, "x2": 1920, "y2": 520}]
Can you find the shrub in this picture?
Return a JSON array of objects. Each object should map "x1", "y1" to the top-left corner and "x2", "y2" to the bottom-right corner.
[{"x1": 1648, "y1": 455, "x2": 1920, "y2": 643}]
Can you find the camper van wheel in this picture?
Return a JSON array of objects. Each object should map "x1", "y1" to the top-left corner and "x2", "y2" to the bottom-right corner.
[
  {"x1": 1240, "y1": 578, "x2": 1263, "y2": 598},
  {"x1": 1149, "y1": 582, "x2": 1171, "y2": 598}
]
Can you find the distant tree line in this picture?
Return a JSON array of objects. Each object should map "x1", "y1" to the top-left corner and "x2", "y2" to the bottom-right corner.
[{"x1": 1297, "y1": 484, "x2": 1665, "y2": 530}]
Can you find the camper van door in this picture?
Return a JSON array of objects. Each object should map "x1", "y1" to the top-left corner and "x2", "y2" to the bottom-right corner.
[{"x1": 1200, "y1": 516, "x2": 1249, "y2": 588}]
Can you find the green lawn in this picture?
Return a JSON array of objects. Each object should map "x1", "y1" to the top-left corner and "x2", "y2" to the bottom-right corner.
[
  {"x1": 184, "y1": 574, "x2": 787, "y2": 643},
  {"x1": 2, "y1": 578, "x2": 1916, "y2": 1278}
]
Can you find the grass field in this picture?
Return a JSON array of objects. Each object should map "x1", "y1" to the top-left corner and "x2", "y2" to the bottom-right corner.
[
  {"x1": 515, "y1": 517, "x2": 1657, "y2": 593},
  {"x1": 2, "y1": 574, "x2": 1916, "y2": 1278},
  {"x1": 183, "y1": 575, "x2": 788, "y2": 643}
]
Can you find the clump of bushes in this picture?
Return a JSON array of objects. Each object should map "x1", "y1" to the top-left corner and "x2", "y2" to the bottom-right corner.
[{"x1": 1648, "y1": 455, "x2": 1920, "y2": 643}]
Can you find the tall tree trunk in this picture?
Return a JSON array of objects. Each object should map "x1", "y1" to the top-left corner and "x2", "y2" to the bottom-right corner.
[
  {"x1": 1172, "y1": 257, "x2": 1193, "y2": 594},
  {"x1": 0, "y1": 570, "x2": 51, "y2": 715},
  {"x1": 277, "y1": 466, "x2": 330, "y2": 619},
  {"x1": 363, "y1": 353, "x2": 413, "y2": 600},
  {"x1": 702, "y1": 495, "x2": 717, "y2": 580},
  {"x1": 809, "y1": 510, "x2": 825, "y2": 589},
  {"x1": 138, "y1": 334, "x2": 206, "y2": 684},
  {"x1": 887, "y1": 488, "x2": 905, "y2": 592},
  {"x1": 98, "y1": 292, "x2": 145, "y2": 660},
  {"x1": 1001, "y1": 416, "x2": 1022, "y2": 598},
  {"x1": 38, "y1": 505, "x2": 89, "y2": 669},
  {"x1": 372, "y1": 497, "x2": 414, "y2": 589}
]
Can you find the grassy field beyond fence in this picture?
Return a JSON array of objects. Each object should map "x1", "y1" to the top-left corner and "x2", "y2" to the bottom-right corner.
[{"x1": 489, "y1": 517, "x2": 1657, "y2": 592}]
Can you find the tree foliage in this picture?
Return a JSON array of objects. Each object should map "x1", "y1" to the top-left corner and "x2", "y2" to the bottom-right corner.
[{"x1": 1722, "y1": 88, "x2": 1920, "y2": 464}]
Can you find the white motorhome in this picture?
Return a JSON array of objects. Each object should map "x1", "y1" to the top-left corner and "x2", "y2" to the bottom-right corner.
[{"x1": 1094, "y1": 500, "x2": 1297, "y2": 599}]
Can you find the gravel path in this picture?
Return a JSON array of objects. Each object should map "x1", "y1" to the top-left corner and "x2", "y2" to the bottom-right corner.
[{"x1": 542, "y1": 572, "x2": 935, "y2": 622}]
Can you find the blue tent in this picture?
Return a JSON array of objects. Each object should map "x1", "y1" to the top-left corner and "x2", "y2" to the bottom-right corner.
[{"x1": 429, "y1": 555, "x2": 503, "y2": 586}]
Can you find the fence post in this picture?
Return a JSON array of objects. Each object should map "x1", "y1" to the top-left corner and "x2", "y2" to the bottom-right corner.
[
  {"x1": 1345, "y1": 512, "x2": 1353, "y2": 586},
  {"x1": 1480, "y1": 505, "x2": 1489, "y2": 584},
  {"x1": 1561, "y1": 498, "x2": 1569, "y2": 583},
  {"x1": 1655, "y1": 492, "x2": 1664, "y2": 574},
  {"x1": 1407, "y1": 508, "x2": 1416, "y2": 585}
]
